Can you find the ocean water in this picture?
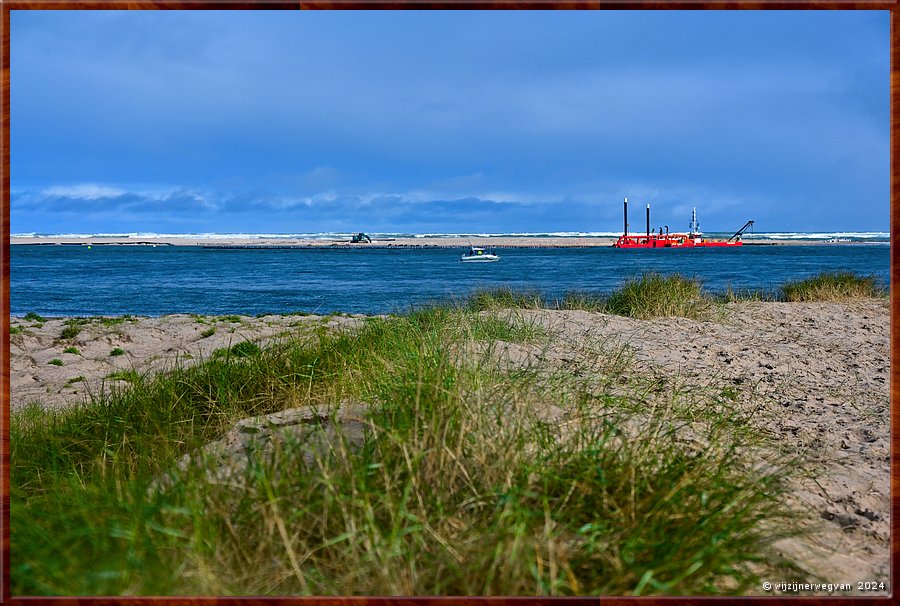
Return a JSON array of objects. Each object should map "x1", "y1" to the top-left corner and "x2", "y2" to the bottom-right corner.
[{"x1": 9, "y1": 243, "x2": 890, "y2": 317}]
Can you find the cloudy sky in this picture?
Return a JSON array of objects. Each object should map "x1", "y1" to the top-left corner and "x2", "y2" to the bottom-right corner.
[{"x1": 11, "y1": 10, "x2": 889, "y2": 234}]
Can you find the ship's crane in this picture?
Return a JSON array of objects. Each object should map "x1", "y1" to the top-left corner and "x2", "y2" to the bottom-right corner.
[{"x1": 727, "y1": 220, "x2": 755, "y2": 243}]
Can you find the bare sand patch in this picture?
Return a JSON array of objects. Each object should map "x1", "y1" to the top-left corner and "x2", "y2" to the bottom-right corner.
[{"x1": 9, "y1": 313, "x2": 367, "y2": 411}]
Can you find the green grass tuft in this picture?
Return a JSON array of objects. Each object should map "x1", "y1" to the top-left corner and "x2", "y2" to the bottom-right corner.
[
  {"x1": 605, "y1": 273, "x2": 712, "y2": 320},
  {"x1": 555, "y1": 291, "x2": 607, "y2": 312},
  {"x1": 109, "y1": 348, "x2": 126, "y2": 357},
  {"x1": 63, "y1": 347, "x2": 81, "y2": 355},
  {"x1": 60, "y1": 326, "x2": 81, "y2": 340},
  {"x1": 24, "y1": 312, "x2": 46, "y2": 322},
  {"x1": 97, "y1": 316, "x2": 131, "y2": 326},
  {"x1": 720, "y1": 285, "x2": 777, "y2": 303},
  {"x1": 200, "y1": 327, "x2": 216, "y2": 339},
  {"x1": 228, "y1": 341, "x2": 261, "y2": 357},
  {"x1": 467, "y1": 287, "x2": 546, "y2": 311},
  {"x1": 104, "y1": 369, "x2": 142, "y2": 384},
  {"x1": 781, "y1": 272, "x2": 884, "y2": 302},
  {"x1": 48, "y1": 359, "x2": 64, "y2": 366}
]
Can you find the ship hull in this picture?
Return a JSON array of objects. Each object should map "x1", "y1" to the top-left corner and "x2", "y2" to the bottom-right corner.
[{"x1": 613, "y1": 234, "x2": 743, "y2": 249}]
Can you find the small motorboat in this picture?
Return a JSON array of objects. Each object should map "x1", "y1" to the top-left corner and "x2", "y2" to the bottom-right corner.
[{"x1": 460, "y1": 246, "x2": 500, "y2": 262}]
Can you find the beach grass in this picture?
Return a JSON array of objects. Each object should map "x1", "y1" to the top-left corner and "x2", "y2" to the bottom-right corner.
[
  {"x1": 463, "y1": 271, "x2": 883, "y2": 317},
  {"x1": 463, "y1": 274, "x2": 715, "y2": 320},
  {"x1": 97, "y1": 316, "x2": 136, "y2": 326},
  {"x1": 466, "y1": 287, "x2": 546, "y2": 311},
  {"x1": 59, "y1": 325, "x2": 81, "y2": 340},
  {"x1": 555, "y1": 291, "x2": 607, "y2": 312},
  {"x1": 781, "y1": 272, "x2": 884, "y2": 302},
  {"x1": 12, "y1": 304, "x2": 797, "y2": 596},
  {"x1": 720, "y1": 285, "x2": 777, "y2": 303},
  {"x1": 603, "y1": 273, "x2": 712, "y2": 320}
]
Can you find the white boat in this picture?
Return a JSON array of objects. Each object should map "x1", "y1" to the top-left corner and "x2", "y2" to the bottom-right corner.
[{"x1": 460, "y1": 246, "x2": 500, "y2": 262}]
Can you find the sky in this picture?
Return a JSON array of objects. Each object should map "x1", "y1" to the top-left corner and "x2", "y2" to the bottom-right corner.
[{"x1": 10, "y1": 10, "x2": 889, "y2": 234}]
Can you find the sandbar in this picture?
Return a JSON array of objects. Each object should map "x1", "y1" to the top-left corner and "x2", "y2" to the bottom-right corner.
[{"x1": 10, "y1": 235, "x2": 857, "y2": 248}]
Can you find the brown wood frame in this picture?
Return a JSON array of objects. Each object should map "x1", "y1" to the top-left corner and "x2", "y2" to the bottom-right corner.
[{"x1": 0, "y1": 2, "x2": 895, "y2": 603}]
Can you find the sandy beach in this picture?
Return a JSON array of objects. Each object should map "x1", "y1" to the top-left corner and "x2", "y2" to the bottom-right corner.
[
  {"x1": 10, "y1": 313, "x2": 370, "y2": 412},
  {"x1": 10, "y1": 235, "x2": 855, "y2": 248},
  {"x1": 500, "y1": 300, "x2": 890, "y2": 590},
  {"x1": 9, "y1": 298, "x2": 889, "y2": 593}
]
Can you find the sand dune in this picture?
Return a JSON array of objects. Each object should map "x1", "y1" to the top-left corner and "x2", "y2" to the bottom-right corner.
[{"x1": 9, "y1": 299, "x2": 890, "y2": 594}]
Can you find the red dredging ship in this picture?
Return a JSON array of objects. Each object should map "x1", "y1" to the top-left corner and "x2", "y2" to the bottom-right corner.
[{"x1": 614, "y1": 197, "x2": 753, "y2": 249}]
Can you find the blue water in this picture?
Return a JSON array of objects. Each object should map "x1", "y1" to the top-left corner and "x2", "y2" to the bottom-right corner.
[{"x1": 10, "y1": 244, "x2": 891, "y2": 317}]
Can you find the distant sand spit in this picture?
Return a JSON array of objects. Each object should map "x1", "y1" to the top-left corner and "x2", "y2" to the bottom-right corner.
[{"x1": 10, "y1": 235, "x2": 851, "y2": 247}]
